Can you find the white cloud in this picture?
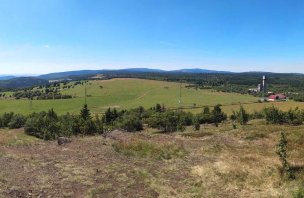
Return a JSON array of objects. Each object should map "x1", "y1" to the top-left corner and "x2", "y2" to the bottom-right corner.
[{"x1": 43, "y1": 44, "x2": 50, "y2": 48}]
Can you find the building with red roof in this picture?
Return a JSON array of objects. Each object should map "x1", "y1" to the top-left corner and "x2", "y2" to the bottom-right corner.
[{"x1": 267, "y1": 94, "x2": 287, "y2": 102}]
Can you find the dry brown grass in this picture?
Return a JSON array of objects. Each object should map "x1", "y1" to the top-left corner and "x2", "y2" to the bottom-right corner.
[{"x1": 0, "y1": 122, "x2": 303, "y2": 197}]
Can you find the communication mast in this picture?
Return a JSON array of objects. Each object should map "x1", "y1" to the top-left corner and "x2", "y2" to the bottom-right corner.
[{"x1": 262, "y1": 75, "x2": 267, "y2": 98}]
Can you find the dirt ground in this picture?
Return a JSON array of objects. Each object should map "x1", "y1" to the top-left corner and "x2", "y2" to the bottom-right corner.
[{"x1": 0, "y1": 121, "x2": 303, "y2": 198}]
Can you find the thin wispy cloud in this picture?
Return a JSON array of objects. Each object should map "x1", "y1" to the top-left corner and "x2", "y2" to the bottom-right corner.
[{"x1": 43, "y1": 44, "x2": 50, "y2": 48}]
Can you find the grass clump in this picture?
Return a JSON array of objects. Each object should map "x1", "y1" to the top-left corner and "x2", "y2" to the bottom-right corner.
[
  {"x1": 293, "y1": 187, "x2": 304, "y2": 198},
  {"x1": 181, "y1": 131, "x2": 213, "y2": 138},
  {"x1": 244, "y1": 132, "x2": 267, "y2": 140},
  {"x1": 0, "y1": 129, "x2": 39, "y2": 146},
  {"x1": 112, "y1": 140, "x2": 187, "y2": 160}
]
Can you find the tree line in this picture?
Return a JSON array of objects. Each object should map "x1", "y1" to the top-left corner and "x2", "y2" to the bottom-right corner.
[{"x1": 0, "y1": 104, "x2": 303, "y2": 140}]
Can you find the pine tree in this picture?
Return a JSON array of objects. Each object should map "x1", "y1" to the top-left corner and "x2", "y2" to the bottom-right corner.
[
  {"x1": 47, "y1": 108, "x2": 58, "y2": 120},
  {"x1": 80, "y1": 104, "x2": 91, "y2": 120}
]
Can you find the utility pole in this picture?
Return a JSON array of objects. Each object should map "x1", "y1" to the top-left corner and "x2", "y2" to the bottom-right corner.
[
  {"x1": 84, "y1": 82, "x2": 87, "y2": 105},
  {"x1": 29, "y1": 92, "x2": 33, "y2": 110},
  {"x1": 30, "y1": 99, "x2": 32, "y2": 110},
  {"x1": 60, "y1": 83, "x2": 62, "y2": 100},
  {"x1": 179, "y1": 80, "x2": 182, "y2": 105}
]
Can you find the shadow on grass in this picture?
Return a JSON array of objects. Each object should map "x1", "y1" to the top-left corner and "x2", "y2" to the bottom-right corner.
[
  {"x1": 181, "y1": 132, "x2": 213, "y2": 138},
  {"x1": 290, "y1": 164, "x2": 304, "y2": 173},
  {"x1": 278, "y1": 164, "x2": 304, "y2": 180}
]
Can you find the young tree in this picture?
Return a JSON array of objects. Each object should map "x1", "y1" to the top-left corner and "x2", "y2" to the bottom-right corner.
[
  {"x1": 276, "y1": 132, "x2": 295, "y2": 179},
  {"x1": 155, "y1": 104, "x2": 162, "y2": 113},
  {"x1": 80, "y1": 104, "x2": 91, "y2": 121},
  {"x1": 211, "y1": 104, "x2": 227, "y2": 127},
  {"x1": 95, "y1": 114, "x2": 104, "y2": 134},
  {"x1": 47, "y1": 108, "x2": 58, "y2": 120},
  {"x1": 237, "y1": 105, "x2": 249, "y2": 125}
]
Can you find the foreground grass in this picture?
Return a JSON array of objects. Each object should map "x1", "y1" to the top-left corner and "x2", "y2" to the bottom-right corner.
[
  {"x1": 112, "y1": 140, "x2": 187, "y2": 160},
  {"x1": 0, "y1": 128, "x2": 39, "y2": 146},
  {"x1": 0, "y1": 121, "x2": 303, "y2": 197}
]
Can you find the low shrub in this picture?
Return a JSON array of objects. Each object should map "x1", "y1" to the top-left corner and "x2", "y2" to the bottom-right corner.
[{"x1": 8, "y1": 114, "x2": 26, "y2": 129}]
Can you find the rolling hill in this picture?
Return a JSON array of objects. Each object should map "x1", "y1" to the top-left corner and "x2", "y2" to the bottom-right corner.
[
  {"x1": 0, "y1": 77, "x2": 48, "y2": 89},
  {"x1": 37, "y1": 68, "x2": 232, "y2": 80}
]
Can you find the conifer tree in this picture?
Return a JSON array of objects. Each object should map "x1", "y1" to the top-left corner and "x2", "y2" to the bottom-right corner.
[{"x1": 80, "y1": 104, "x2": 91, "y2": 120}]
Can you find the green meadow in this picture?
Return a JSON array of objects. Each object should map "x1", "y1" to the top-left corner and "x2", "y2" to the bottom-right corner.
[{"x1": 0, "y1": 78, "x2": 258, "y2": 115}]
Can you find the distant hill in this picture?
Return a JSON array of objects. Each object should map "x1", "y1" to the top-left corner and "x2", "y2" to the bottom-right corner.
[
  {"x1": 38, "y1": 70, "x2": 101, "y2": 80},
  {"x1": 1, "y1": 68, "x2": 304, "y2": 89},
  {"x1": 37, "y1": 68, "x2": 233, "y2": 80},
  {"x1": 115, "y1": 68, "x2": 165, "y2": 73},
  {"x1": 0, "y1": 76, "x2": 16, "y2": 80},
  {"x1": 172, "y1": 68, "x2": 233, "y2": 74},
  {"x1": 0, "y1": 77, "x2": 48, "y2": 89}
]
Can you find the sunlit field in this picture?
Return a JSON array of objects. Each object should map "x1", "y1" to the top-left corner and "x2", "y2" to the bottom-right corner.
[{"x1": 0, "y1": 78, "x2": 258, "y2": 115}]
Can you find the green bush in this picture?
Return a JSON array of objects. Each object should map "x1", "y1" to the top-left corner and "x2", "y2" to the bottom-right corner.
[
  {"x1": 193, "y1": 117, "x2": 200, "y2": 131},
  {"x1": 0, "y1": 112, "x2": 15, "y2": 127},
  {"x1": 150, "y1": 111, "x2": 179, "y2": 132},
  {"x1": 94, "y1": 115, "x2": 104, "y2": 134},
  {"x1": 264, "y1": 106, "x2": 304, "y2": 125},
  {"x1": 8, "y1": 114, "x2": 26, "y2": 129},
  {"x1": 197, "y1": 106, "x2": 214, "y2": 124},
  {"x1": 24, "y1": 116, "x2": 44, "y2": 139},
  {"x1": 211, "y1": 104, "x2": 227, "y2": 126},
  {"x1": 119, "y1": 113, "x2": 143, "y2": 132},
  {"x1": 79, "y1": 119, "x2": 97, "y2": 135},
  {"x1": 264, "y1": 106, "x2": 286, "y2": 124},
  {"x1": 233, "y1": 105, "x2": 249, "y2": 125}
]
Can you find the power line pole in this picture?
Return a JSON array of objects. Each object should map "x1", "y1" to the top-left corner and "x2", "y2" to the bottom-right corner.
[
  {"x1": 84, "y1": 82, "x2": 87, "y2": 105},
  {"x1": 29, "y1": 93, "x2": 33, "y2": 110},
  {"x1": 179, "y1": 80, "x2": 182, "y2": 105},
  {"x1": 29, "y1": 98, "x2": 32, "y2": 110}
]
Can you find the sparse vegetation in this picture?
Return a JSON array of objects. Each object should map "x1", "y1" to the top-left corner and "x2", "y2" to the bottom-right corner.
[
  {"x1": 264, "y1": 106, "x2": 304, "y2": 125},
  {"x1": 112, "y1": 140, "x2": 187, "y2": 160}
]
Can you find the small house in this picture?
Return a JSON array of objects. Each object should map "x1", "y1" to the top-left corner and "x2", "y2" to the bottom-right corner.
[{"x1": 267, "y1": 94, "x2": 287, "y2": 102}]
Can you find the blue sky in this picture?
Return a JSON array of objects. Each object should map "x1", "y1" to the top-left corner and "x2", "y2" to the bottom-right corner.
[{"x1": 0, "y1": 0, "x2": 304, "y2": 74}]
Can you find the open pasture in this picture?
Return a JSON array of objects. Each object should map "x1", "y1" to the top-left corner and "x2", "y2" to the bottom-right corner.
[{"x1": 0, "y1": 78, "x2": 258, "y2": 115}]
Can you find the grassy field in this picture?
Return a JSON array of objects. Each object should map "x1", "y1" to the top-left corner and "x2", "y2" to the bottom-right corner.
[
  {"x1": 0, "y1": 121, "x2": 303, "y2": 197},
  {"x1": 1, "y1": 78, "x2": 304, "y2": 115},
  {"x1": 222, "y1": 100, "x2": 304, "y2": 114},
  {"x1": 0, "y1": 78, "x2": 258, "y2": 115}
]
